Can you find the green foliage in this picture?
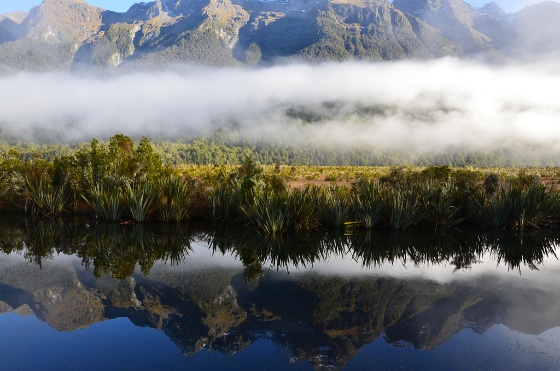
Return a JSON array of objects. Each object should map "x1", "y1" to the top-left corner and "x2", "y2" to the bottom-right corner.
[
  {"x1": 82, "y1": 183, "x2": 125, "y2": 222},
  {"x1": 419, "y1": 181, "x2": 464, "y2": 228},
  {"x1": 484, "y1": 173, "x2": 500, "y2": 196},
  {"x1": 0, "y1": 149, "x2": 26, "y2": 207},
  {"x1": 235, "y1": 156, "x2": 265, "y2": 198},
  {"x1": 420, "y1": 166, "x2": 453, "y2": 182},
  {"x1": 320, "y1": 186, "x2": 352, "y2": 227},
  {"x1": 3, "y1": 135, "x2": 560, "y2": 167},
  {"x1": 25, "y1": 177, "x2": 68, "y2": 216},
  {"x1": 512, "y1": 169, "x2": 541, "y2": 189},
  {"x1": 6, "y1": 135, "x2": 560, "y2": 232},
  {"x1": 155, "y1": 174, "x2": 191, "y2": 222},
  {"x1": 240, "y1": 188, "x2": 318, "y2": 234},
  {"x1": 352, "y1": 180, "x2": 383, "y2": 229},
  {"x1": 477, "y1": 182, "x2": 557, "y2": 229},
  {"x1": 265, "y1": 169, "x2": 288, "y2": 194},
  {"x1": 208, "y1": 184, "x2": 236, "y2": 223},
  {"x1": 75, "y1": 135, "x2": 167, "y2": 191},
  {"x1": 383, "y1": 187, "x2": 421, "y2": 230},
  {"x1": 135, "y1": 137, "x2": 166, "y2": 182},
  {"x1": 126, "y1": 182, "x2": 154, "y2": 223},
  {"x1": 380, "y1": 167, "x2": 414, "y2": 189}
]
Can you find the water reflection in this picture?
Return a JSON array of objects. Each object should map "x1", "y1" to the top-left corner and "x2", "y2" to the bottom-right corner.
[
  {"x1": 203, "y1": 225, "x2": 559, "y2": 276},
  {"x1": 0, "y1": 218, "x2": 193, "y2": 279},
  {"x1": 1, "y1": 218, "x2": 558, "y2": 278},
  {"x1": 0, "y1": 217, "x2": 559, "y2": 369}
]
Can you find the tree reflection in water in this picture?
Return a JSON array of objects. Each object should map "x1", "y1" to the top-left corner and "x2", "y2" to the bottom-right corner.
[{"x1": 0, "y1": 217, "x2": 558, "y2": 278}]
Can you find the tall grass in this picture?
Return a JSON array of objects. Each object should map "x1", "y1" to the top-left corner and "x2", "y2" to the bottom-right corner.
[
  {"x1": 9, "y1": 157, "x2": 560, "y2": 233},
  {"x1": 352, "y1": 180, "x2": 383, "y2": 229},
  {"x1": 240, "y1": 188, "x2": 318, "y2": 234},
  {"x1": 126, "y1": 182, "x2": 154, "y2": 223},
  {"x1": 383, "y1": 187, "x2": 420, "y2": 230},
  {"x1": 419, "y1": 181, "x2": 464, "y2": 228},
  {"x1": 155, "y1": 174, "x2": 191, "y2": 222},
  {"x1": 320, "y1": 186, "x2": 352, "y2": 227},
  {"x1": 83, "y1": 183, "x2": 124, "y2": 221},
  {"x1": 208, "y1": 185, "x2": 236, "y2": 223},
  {"x1": 25, "y1": 177, "x2": 68, "y2": 216},
  {"x1": 479, "y1": 183, "x2": 558, "y2": 229}
]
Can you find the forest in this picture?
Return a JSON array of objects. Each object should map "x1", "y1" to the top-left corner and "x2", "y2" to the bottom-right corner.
[{"x1": 1, "y1": 133, "x2": 559, "y2": 167}]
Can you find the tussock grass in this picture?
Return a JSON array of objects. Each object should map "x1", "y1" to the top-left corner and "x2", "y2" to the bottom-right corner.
[
  {"x1": 26, "y1": 177, "x2": 68, "y2": 216},
  {"x1": 126, "y1": 183, "x2": 154, "y2": 223},
  {"x1": 83, "y1": 183, "x2": 125, "y2": 221},
  {"x1": 240, "y1": 188, "x2": 318, "y2": 234},
  {"x1": 155, "y1": 174, "x2": 191, "y2": 222}
]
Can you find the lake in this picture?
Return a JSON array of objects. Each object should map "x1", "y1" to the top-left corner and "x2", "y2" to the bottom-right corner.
[{"x1": 0, "y1": 217, "x2": 559, "y2": 370}]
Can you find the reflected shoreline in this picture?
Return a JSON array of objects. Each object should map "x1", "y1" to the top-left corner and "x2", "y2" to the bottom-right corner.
[
  {"x1": 0, "y1": 216, "x2": 557, "y2": 279},
  {"x1": 0, "y1": 216, "x2": 559, "y2": 369}
]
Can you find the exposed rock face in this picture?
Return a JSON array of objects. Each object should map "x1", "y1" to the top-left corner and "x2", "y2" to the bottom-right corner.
[
  {"x1": 22, "y1": 0, "x2": 104, "y2": 44},
  {"x1": 393, "y1": 0, "x2": 501, "y2": 58},
  {"x1": 0, "y1": 0, "x2": 558, "y2": 70}
]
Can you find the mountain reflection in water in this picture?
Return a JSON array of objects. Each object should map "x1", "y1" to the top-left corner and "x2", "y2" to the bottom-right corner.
[{"x1": 0, "y1": 217, "x2": 559, "y2": 370}]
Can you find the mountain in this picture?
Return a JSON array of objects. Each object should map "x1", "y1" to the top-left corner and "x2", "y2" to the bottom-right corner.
[
  {"x1": 0, "y1": 12, "x2": 26, "y2": 44},
  {"x1": 0, "y1": 0, "x2": 558, "y2": 71},
  {"x1": 392, "y1": 0, "x2": 500, "y2": 58}
]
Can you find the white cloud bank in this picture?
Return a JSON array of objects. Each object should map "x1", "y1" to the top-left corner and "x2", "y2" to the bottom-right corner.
[{"x1": 1, "y1": 58, "x2": 559, "y2": 156}]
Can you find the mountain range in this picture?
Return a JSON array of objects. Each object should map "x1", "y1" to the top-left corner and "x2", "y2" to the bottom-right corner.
[{"x1": 0, "y1": 0, "x2": 559, "y2": 71}]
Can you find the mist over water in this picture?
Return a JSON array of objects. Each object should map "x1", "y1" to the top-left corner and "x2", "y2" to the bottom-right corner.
[{"x1": 1, "y1": 58, "x2": 559, "y2": 157}]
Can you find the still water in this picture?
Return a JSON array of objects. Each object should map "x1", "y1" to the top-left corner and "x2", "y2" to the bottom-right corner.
[{"x1": 0, "y1": 218, "x2": 559, "y2": 370}]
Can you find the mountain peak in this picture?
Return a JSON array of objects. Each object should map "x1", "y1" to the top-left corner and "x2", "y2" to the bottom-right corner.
[
  {"x1": 393, "y1": 0, "x2": 475, "y2": 23},
  {"x1": 475, "y1": 2, "x2": 507, "y2": 18},
  {"x1": 0, "y1": 12, "x2": 27, "y2": 24},
  {"x1": 23, "y1": 0, "x2": 104, "y2": 44}
]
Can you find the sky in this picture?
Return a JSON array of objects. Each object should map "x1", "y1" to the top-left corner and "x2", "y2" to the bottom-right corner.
[{"x1": 0, "y1": 0, "x2": 552, "y2": 14}]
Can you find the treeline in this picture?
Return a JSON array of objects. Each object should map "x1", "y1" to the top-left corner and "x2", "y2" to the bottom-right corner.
[
  {"x1": 2, "y1": 135, "x2": 560, "y2": 234},
  {"x1": 1, "y1": 135, "x2": 560, "y2": 167}
]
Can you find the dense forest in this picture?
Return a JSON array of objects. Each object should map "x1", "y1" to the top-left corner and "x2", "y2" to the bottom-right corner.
[{"x1": 1, "y1": 134, "x2": 559, "y2": 167}]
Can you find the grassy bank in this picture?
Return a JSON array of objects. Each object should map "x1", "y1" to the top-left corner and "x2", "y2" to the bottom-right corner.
[{"x1": 1, "y1": 135, "x2": 560, "y2": 233}]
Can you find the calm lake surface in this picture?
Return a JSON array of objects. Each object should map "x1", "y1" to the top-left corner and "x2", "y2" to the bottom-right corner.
[{"x1": 0, "y1": 217, "x2": 559, "y2": 370}]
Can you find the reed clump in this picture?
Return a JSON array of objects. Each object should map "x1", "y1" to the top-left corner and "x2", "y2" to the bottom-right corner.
[
  {"x1": 240, "y1": 188, "x2": 318, "y2": 234},
  {"x1": 155, "y1": 174, "x2": 191, "y2": 222},
  {"x1": 351, "y1": 179, "x2": 383, "y2": 229},
  {"x1": 317, "y1": 186, "x2": 352, "y2": 227},
  {"x1": 126, "y1": 182, "x2": 154, "y2": 223},
  {"x1": 25, "y1": 177, "x2": 69, "y2": 216},
  {"x1": 82, "y1": 183, "x2": 125, "y2": 221}
]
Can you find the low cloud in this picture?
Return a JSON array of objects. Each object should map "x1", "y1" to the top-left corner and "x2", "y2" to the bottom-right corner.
[{"x1": 1, "y1": 58, "x2": 559, "y2": 158}]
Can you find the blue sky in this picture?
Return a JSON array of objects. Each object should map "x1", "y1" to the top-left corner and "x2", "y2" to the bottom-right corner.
[{"x1": 0, "y1": 0, "x2": 552, "y2": 14}]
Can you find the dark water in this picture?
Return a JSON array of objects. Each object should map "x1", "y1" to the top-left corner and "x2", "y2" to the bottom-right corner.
[{"x1": 0, "y1": 218, "x2": 559, "y2": 370}]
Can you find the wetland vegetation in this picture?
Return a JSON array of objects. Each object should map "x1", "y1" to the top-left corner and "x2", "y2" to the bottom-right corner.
[{"x1": 2, "y1": 135, "x2": 560, "y2": 233}]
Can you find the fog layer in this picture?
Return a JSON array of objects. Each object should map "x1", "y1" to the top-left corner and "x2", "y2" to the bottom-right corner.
[{"x1": 1, "y1": 58, "x2": 558, "y2": 156}]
